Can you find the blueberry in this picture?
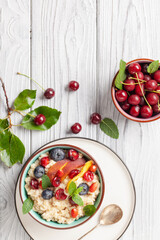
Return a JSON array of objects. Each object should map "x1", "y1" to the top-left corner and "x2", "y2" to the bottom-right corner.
[
  {"x1": 49, "y1": 148, "x2": 65, "y2": 161},
  {"x1": 42, "y1": 189, "x2": 54, "y2": 200},
  {"x1": 78, "y1": 183, "x2": 89, "y2": 195},
  {"x1": 34, "y1": 165, "x2": 45, "y2": 178}
]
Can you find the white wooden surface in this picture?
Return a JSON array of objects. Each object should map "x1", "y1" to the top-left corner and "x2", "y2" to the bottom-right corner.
[{"x1": 0, "y1": 0, "x2": 160, "y2": 239}]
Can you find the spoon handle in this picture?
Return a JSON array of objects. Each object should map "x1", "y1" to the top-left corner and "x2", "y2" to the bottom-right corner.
[{"x1": 77, "y1": 223, "x2": 100, "y2": 240}]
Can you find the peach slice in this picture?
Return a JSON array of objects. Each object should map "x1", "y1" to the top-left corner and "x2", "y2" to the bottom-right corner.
[{"x1": 47, "y1": 159, "x2": 70, "y2": 181}]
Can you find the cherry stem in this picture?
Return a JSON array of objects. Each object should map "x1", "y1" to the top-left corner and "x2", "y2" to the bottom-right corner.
[
  {"x1": 17, "y1": 72, "x2": 45, "y2": 91},
  {"x1": 0, "y1": 126, "x2": 10, "y2": 133},
  {"x1": 129, "y1": 77, "x2": 146, "y2": 82},
  {"x1": 121, "y1": 81, "x2": 143, "y2": 85},
  {"x1": 14, "y1": 109, "x2": 36, "y2": 118},
  {"x1": 145, "y1": 89, "x2": 160, "y2": 94}
]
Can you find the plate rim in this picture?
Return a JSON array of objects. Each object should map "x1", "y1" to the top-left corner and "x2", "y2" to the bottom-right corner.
[{"x1": 14, "y1": 136, "x2": 136, "y2": 240}]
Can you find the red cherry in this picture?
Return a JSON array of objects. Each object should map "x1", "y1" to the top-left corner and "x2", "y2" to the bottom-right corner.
[
  {"x1": 139, "y1": 97, "x2": 145, "y2": 106},
  {"x1": 133, "y1": 72, "x2": 144, "y2": 81},
  {"x1": 129, "y1": 105, "x2": 140, "y2": 117},
  {"x1": 135, "y1": 83, "x2": 145, "y2": 97},
  {"x1": 128, "y1": 94, "x2": 140, "y2": 105},
  {"x1": 71, "y1": 123, "x2": 82, "y2": 134},
  {"x1": 83, "y1": 171, "x2": 94, "y2": 182},
  {"x1": 146, "y1": 93, "x2": 159, "y2": 105},
  {"x1": 145, "y1": 80, "x2": 158, "y2": 91},
  {"x1": 69, "y1": 81, "x2": 79, "y2": 91},
  {"x1": 55, "y1": 188, "x2": 67, "y2": 200},
  {"x1": 153, "y1": 70, "x2": 160, "y2": 83},
  {"x1": 30, "y1": 178, "x2": 39, "y2": 189},
  {"x1": 153, "y1": 104, "x2": 160, "y2": 113},
  {"x1": 56, "y1": 169, "x2": 64, "y2": 177},
  {"x1": 52, "y1": 176, "x2": 61, "y2": 187},
  {"x1": 44, "y1": 88, "x2": 55, "y2": 99},
  {"x1": 69, "y1": 197, "x2": 78, "y2": 206},
  {"x1": 34, "y1": 114, "x2": 46, "y2": 125},
  {"x1": 128, "y1": 62, "x2": 141, "y2": 74},
  {"x1": 68, "y1": 149, "x2": 79, "y2": 161},
  {"x1": 115, "y1": 90, "x2": 128, "y2": 102},
  {"x1": 69, "y1": 169, "x2": 80, "y2": 179},
  {"x1": 144, "y1": 75, "x2": 151, "y2": 81},
  {"x1": 141, "y1": 63, "x2": 149, "y2": 73},
  {"x1": 71, "y1": 208, "x2": 78, "y2": 218},
  {"x1": 40, "y1": 157, "x2": 50, "y2": 167},
  {"x1": 39, "y1": 180, "x2": 42, "y2": 189},
  {"x1": 121, "y1": 100, "x2": 130, "y2": 111},
  {"x1": 90, "y1": 113, "x2": 101, "y2": 124},
  {"x1": 156, "y1": 86, "x2": 160, "y2": 96},
  {"x1": 123, "y1": 79, "x2": 135, "y2": 91},
  {"x1": 140, "y1": 105, "x2": 153, "y2": 118}
]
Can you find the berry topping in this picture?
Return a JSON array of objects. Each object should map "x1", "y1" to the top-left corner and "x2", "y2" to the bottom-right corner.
[
  {"x1": 39, "y1": 180, "x2": 42, "y2": 189},
  {"x1": 34, "y1": 165, "x2": 45, "y2": 178},
  {"x1": 44, "y1": 88, "x2": 55, "y2": 99},
  {"x1": 42, "y1": 189, "x2": 54, "y2": 200},
  {"x1": 129, "y1": 105, "x2": 140, "y2": 117},
  {"x1": 56, "y1": 169, "x2": 64, "y2": 177},
  {"x1": 69, "y1": 81, "x2": 79, "y2": 91},
  {"x1": 49, "y1": 148, "x2": 65, "y2": 161},
  {"x1": 145, "y1": 80, "x2": 158, "y2": 91},
  {"x1": 89, "y1": 182, "x2": 98, "y2": 192},
  {"x1": 30, "y1": 178, "x2": 39, "y2": 189},
  {"x1": 123, "y1": 79, "x2": 135, "y2": 92},
  {"x1": 69, "y1": 197, "x2": 78, "y2": 206},
  {"x1": 71, "y1": 123, "x2": 82, "y2": 134},
  {"x1": 40, "y1": 157, "x2": 50, "y2": 167},
  {"x1": 140, "y1": 105, "x2": 153, "y2": 118},
  {"x1": 68, "y1": 149, "x2": 79, "y2": 161},
  {"x1": 153, "y1": 70, "x2": 160, "y2": 83},
  {"x1": 71, "y1": 208, "x2": 78, "y2": 218},
  {"x1": 115, "y1": 90, "x2": 128, "y2": 102},
  {"x1": 78, "y1": 183, "x2": 89, "y2": 195},
  {"x1": 128, "y1": 94, "x2": 140, "y2": 105},
  {"x1": 55, "y1": 188, "x2": 67, "y2": 200},
  {"x1": 34, "y1": 114, "x2": 46, "y2": 125},
  {"x1": 83, "y1": 171, "x2": 94, "y2": 182},
  {"x1": 146, "y1": 93, "x2": 159, "y2": 105},
  {"x1": 128, "y1": 62, "x2": 141, "y2": 74},
  {"x1": 90, "y1": 113, "x2": 102, "y2": 124},
  {"x1": 89, "y1": 164, "x2": 97, "y2": 172},
  {"x1": 52, "y1": 176, "x2": 61, "y2": 187},
  {"x1": 69, "y1": 169, "x2": 80, "y2": 179}
]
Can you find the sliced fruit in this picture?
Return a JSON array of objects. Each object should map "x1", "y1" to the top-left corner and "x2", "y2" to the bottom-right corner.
[
  {"x1": 71, "y1": 208, "x2": 78, "y2": 218},
  {"x1": 89, "y1": 182, "x2": 98, "y2": 192},
  {"x1": 47, "y1": 159, "x2": 70, "y2": 181},
  {"x1": 66, "y1": 160, "x2": 93, "y2": 190}
]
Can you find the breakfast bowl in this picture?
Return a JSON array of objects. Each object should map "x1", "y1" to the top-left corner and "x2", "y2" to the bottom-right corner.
[
  {"x1": 19, "y1": 144, "x2": 105, "y2": 229},
  {"x1": 111, "y1": 58, "x2": 160, "y2": 122}
]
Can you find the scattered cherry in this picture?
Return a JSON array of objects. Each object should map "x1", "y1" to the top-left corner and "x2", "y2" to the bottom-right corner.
[
  {"x1": 133, "y1": 71, "x2": 144, "y2": 81},
  {"x1": 146, "y1": 93, "x2": 159, "y2": 105},
  {"x1": 71, "y1": 208, "x2": 78, "y2": 218},
  {"x1": 69, "y1": 81, "x2": 79, "y2": 91},
  {"x1": 89, "y1": 164, "x2": 97, "y2": 172},
  {"x1": 55, "y1": 188, "x2": 67, "y2": 200},
  {"x1": 128, "y1": 94, "x2": 140, "y2": 105},
  {"x1": 56, "y1": 169, "x2": 64, "y2": 177},
  {"x1": 71, "y1": 123, "x2": 82, "y2": 134},
  {"x1": 90, "y1": 113, "x2": 101, "y2": 124},
  {"x1": 40, "y1": 157, "x2": 50, "y2": 167},
  {"x1": 116, "y1": 90, "x2": 128, "y2": 102},
  {"x1": 69, "y1": 169, "x2": 80, "y2": 179},
  {"x1": 52, "y1": 176, "x2": 61, "y2": 187},
  {"x1": 140, "y1": 105, "x2": 153, "y2": 118},
  {"x1": 30, "y1": 178, "x2": 39, "y2": 189},
  {"x1": 68, "y1": 149, "x2": 79, "y2": 161},
  {"x1": 144, "y1": 75, "x2": 151, "y2": 81},
  {"x1": 135, "y1": 83, "x2": 145, "y2": 97},
  {"x1": 145, "y1": 80, "x2": 158, "y2": 91},
  {"x1": 153, "y1": 70, "x2": 160, "y2": 83},
  {"x1": 153, "y1": 104, "x2": 160, "y2": 113},
  {"x1": 128, "y1": 62, "x2": 141, "y2": 74},
  {"x1": 34, "y1": 114, "x2": 46, "y2": 125},
  {"x1": 129, "y1": 105, "x2": 140, "y2": 117},
  {"x1": 44, "y1": 88, "x2": 55, "y2": 99},
  {"x1": 83, "y1": 171, "x2": 94, "y2": 182}
]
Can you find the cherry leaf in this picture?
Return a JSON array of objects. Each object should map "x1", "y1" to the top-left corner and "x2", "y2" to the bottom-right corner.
[
  {"x1": 14, "y1": 89, "x2": 36, "y2": 110},
  {"x1": 100, "y1": 118, "x2": 119, "y2": 139},
  {"x1": 115, "y1": 60, "x2": 127, "y2": 90},
  {"x1": 147, "y1": 60, "x2": 159, "y2": 74}
]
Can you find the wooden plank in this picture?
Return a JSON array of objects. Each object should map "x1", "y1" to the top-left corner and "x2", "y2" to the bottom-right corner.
[{"x1": 0, "y1": 0, "x2": 30, "y2": 239}]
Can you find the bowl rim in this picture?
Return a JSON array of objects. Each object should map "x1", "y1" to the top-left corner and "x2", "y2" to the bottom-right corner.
[
  {"x1": 111, "y1": 58, "x2": 160, "y2": 123},
  {"x1": 19, "y1": 143, "x2": 105, "y2": 230}
]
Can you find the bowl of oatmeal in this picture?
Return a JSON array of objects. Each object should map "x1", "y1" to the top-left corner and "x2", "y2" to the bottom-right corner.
[{"x1": 20, "y1": 144, "x2": 105, "y2": 229}]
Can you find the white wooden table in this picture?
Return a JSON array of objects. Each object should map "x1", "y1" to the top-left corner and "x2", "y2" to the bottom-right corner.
[{"x1": 0, "y1": 0, "x2": 160, "y2": 239}]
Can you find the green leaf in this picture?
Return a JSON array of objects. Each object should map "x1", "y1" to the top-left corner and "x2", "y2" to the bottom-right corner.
[
  {"x1": 21, "y1": 106, "x2": 61, "y2": 131},
  {"x1": 0, "y1": 119, "x2": 9, "y2": 131},
  {"x1": 83, "y1": 205, "x2": 96, "y2": 216},
  {"x1": 42, "y1": 175, "x2": 52, "y2": 189},
  {"x1": 72, "y1": 194, "x2": 84, "y2": 206},
  {"x1": 147, "y1": 60, "x2": 159, "y2": 74},
  {"x1": 115, "y1": 60, "x2": 127, "y2": 90},
  {"x1": 68, "y1": 181, "x2": 77, "y2": 196},
  {"x1": 14, "y1": 89, "x2": 36, "y2": 110},
  {"x1": 74, "y1": 186, "x2": 83, "y2": 195},
  {"x1": 22, "y1": 198, "x2": 34, "y2": 214},
  {"x1": 100, "y1": 118, "x2": 119, "y2": 139}
]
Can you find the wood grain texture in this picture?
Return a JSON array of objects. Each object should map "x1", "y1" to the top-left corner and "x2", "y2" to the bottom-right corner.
[{"x1": 1, "y1": 0, "x2": 160, "y2": 239}]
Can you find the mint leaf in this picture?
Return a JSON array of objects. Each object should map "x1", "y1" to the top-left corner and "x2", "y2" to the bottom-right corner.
[
  {"x1": 68, "y1": 181, "x2": 77, "y2": 196},
  {"x1": 21, "y1": 106, "x2": 61, "y2": 131},
  {"x1": 147, "y1": 60, "x2": 159, "y2": 74},
  {"x1": 83, "y1": 205, "x2": 96, "y2": 216},
  {"x1": 100, "y1": 118, "x2": 119, "y2": 139},
  {"x1": 115, "y1": 60, "x2": 127, "y2": 89},
  {"x1": 14, "y1": 89, "x2": 36, "y2": 110},
  {"x1": 42, "y1": 175, "x2": 52, "y2": 189},
  {"x1": 74, "y1": 186, "x2": 83, "y2": 195},
  {"x1": 22, "y1": 198, "x2": 34, "y2": 214},
  {"x1": 72, "y1": 194, "x2": 84, "y2": 206}
]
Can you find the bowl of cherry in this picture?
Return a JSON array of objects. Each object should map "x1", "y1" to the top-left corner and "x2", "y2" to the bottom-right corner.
[{"x1": 111, "y1": 58, "x2": 160, "y2": 122}]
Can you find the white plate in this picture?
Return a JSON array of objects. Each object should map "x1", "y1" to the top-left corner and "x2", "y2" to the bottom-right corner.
[{"x1": 15, "y1": 137, "x2": 136, "y2": 240}]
